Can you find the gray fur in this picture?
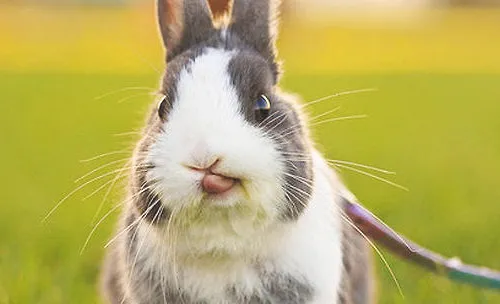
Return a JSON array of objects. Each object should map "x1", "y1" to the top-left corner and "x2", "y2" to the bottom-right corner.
[
  {"x1": 259, "y1": 271, "x2": 313, "y2": 303},
  {"x1": 228, "y1": 271, "x2": 313, "y2": 304},
  {"x1": 130, "y1": 129, "x2": 169, "y2": 224},
  {"x1": 100, "y1": 247, "x2": 126, "y2": 304}
]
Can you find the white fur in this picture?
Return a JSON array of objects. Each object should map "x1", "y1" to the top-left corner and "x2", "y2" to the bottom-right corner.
[{"x1": 140, "y1": 48, "x2": 344, "y2": 303}]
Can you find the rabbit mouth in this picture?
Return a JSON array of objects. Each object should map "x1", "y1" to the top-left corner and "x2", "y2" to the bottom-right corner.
[
  {"x1": 183, "y1": 162, "x2": 242, "y2": 198},
  {"x1": 201, "y1": 172, "x2": 239, "y2": 194}
]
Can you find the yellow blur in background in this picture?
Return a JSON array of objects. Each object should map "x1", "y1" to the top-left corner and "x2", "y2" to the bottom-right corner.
[
  {"x1": 1, "y1": 1, "x2": 500, "y2": 303},
  {"x1": 2, "y1": 3, "x2": 500, "y2": 74}
]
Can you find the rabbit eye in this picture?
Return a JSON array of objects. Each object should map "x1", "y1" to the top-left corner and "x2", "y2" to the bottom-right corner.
[
  {"x1": 254, "y1": 94, "x2": 271, "y2": 122},
  {"x1": 157, "y1": 95, "x2": 168, "y2": 120}
]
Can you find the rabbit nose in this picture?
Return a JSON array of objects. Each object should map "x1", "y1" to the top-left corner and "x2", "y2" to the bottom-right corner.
[{"x1": 202, "y1": 173, "x2": 236, "y2": 194}]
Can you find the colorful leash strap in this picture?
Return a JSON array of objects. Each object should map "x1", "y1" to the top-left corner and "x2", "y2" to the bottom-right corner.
[{"x1": 343, "y1": 198, "x2": 500, "y2": 291}]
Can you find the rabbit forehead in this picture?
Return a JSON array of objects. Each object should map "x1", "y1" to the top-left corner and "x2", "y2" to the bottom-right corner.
[
  {"x1": 170, "y1": 47, "x2": 273, "y2": 124},
  {"x1": 174, "y1": 48, "x2": 241, "y2": 119}
]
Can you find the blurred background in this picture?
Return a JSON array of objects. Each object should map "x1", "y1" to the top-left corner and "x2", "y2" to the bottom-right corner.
[{"x1": 1, "y1": 0, "x2": 500, "y2": 303}]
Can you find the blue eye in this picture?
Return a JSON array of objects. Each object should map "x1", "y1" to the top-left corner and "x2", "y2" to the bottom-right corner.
[
  {"x1": 255, "y1": 94, "x2": 271, "y2": 110},
  {"x1": 254, "y1": 94, "x2": 271, "y2": 122}
]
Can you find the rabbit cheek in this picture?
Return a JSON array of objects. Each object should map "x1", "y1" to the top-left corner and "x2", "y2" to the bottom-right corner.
[{"x1": 228, "y1": 54, "x2": 314, "y2": 221}]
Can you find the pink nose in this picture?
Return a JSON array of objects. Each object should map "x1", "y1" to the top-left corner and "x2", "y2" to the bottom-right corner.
[{"x1": 202, "y1": 174, "x2": 236, "y2": 194}]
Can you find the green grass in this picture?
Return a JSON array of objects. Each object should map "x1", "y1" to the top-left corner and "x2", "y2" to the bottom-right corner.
[
  {"x1": 1, "y1": 71, "x2": 500, "y2": 303},
  {"x1": 2, "y1": 3, "x2": 500, "y2": 303}
]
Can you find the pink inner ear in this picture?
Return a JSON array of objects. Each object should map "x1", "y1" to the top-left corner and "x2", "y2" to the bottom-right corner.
[
  {"x1": 158, "y1": 0, "x2": 216, "y2": 59},
  {"x1": 208, "y1": 0, "x2": 230, "y2": 17},
  {"x1": 158, "y1": 0, "x2": 184, "y2": 50}
]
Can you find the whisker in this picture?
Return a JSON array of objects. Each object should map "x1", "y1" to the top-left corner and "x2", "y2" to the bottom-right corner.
[
  {"x1": 258, "y1": 111, "x2": 281, "y2": 128},
  {"x1": 80, "y1": 166, "x2": 145, "y2": 185},
  {"x1": 301, "y1": 88, "x2": 377, "y2": 109},
  {"x1": 80, "y1": 200, "x2": 126, "y2": 255},
  {"x1": 284, "y1": 187, "x2": 308, "y2": 210},
  {"x1": 83, "y1": 177, "x2": 123, "y2": 202},
  {"x1": 286, "y1": 173, "x2": 314, "y2": 186},
  {"x1": 119, "y1": 182, "x2": 163, "y2": 304},
  {"x1": 116, "y1": 92, "x2": 160, "y2": 104},
  {"x1": 284, "y1": 159, "x2": 301, "y2": 170},
  {"x1": 308, "y1": 106, "x2": 341, "y2": 123},
  {"x1": 113, "y1": 131, "x2": 142, "y2": 138},
  {"x1": 126, "y1": 198, "x2": 164, "y2": 303},
  {"x1": 91, "y1": 159, "x2": 132, "y2": 224},
  {"x1": 345, "y1": 199, "x2": 415, "y2": 253},
  {"x1": 75, "y1": 158, "x2": 130, "y2": 183},
  {"x1": 279, "y1": 151, "x2": 309, "y2": 157},
  {"x1": 333, "y1": 163, "x2": 408, "y2": 191},
  {"x1": 308, "y1": 115, "x2": 368, "y2": 128},
  {"x1": 166, "y1": 206, "x2": 183, "y2": 298},
  {"x1": 327, "y1": 159, "x2": 396, "y2": 175},
  {"x1": 338, "y1": 208, "x2": 404, "y2": 298},
  {"x1": 282, "y1": 172, "x2": 314, "y2": 189},
  {"x1": 159, "y1": 230, "x2": 169, "y2": 304},
  {"x1": 80, "y1": 150, "x2": 131, "y2": 163},
  {"x1": 277, "y1": 114, "x2": 367, "y2": 139},
  {"x1": 286, "y1": 183, "x2": 313, "y2": 201},
  {"x1": 104, "y1": 189, "x2": 161, "y2": 249},
  {"x1": 42, "y1": 169, "x2": 138, "y2": 223},
  {"x1": 94, "y1": 87, "x2": 157, "y2": 101},
  {"x1": 263, "y1": 112, "x2": 289, "y2": 135},
  {"x1": 282, "y1": 157, "x2": 310, "y2": 163},
  {"x1": 283, "y1": 190, "x2": 301, "y2": 217}
]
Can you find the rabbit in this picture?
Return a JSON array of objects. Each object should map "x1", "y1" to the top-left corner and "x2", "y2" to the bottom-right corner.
[{"x1": 100, "y1": 0, "x2": 374, "y2": 303}]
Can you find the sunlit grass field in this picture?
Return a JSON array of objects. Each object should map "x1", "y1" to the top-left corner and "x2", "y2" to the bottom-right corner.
[{"x1": 1, "y1": 5, "x2": 500, "y2": 304}]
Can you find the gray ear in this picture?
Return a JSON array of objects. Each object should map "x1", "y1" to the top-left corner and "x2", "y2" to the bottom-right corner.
[
  {"x1": 229, "y1": 0, "x2": 280, "y2": 63},
  {"x1": 157, "y1": 0, "x2": 215, "y2": 61}
]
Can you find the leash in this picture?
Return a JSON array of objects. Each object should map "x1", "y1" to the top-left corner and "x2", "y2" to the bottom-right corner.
[{"x1": 343, "y1": 198, "x2": 500, "y2": 291}]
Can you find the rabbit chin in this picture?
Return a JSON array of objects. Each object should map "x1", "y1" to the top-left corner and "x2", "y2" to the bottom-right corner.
[{"x1": 150, "y1": 175, "x2": 284, "y2": 257}]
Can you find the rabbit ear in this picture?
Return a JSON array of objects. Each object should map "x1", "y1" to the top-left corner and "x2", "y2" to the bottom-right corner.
[
  {"x1": 229, "y1": 0, "x2": 281, "y2": 63},
  {"x1": 157, "y1": 0, "x2": 215, "y2": 60}
]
